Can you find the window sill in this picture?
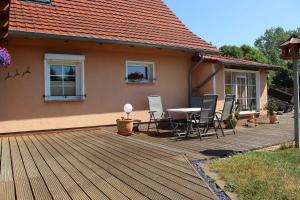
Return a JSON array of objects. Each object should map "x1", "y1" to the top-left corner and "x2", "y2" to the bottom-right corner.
[
  {"x1": 239, "y1": 111, "x2": 260, "y2": 115},
  {"x1": 126, "y1": 81, "x2": 155, "y2": 84},
  {"x1": 44, "y1": 96, "x2": 86, "y2": 102}
]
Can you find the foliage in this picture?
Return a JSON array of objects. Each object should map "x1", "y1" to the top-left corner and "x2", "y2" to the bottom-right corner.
[
  {"x1": 265, "y1": 100, "x2": 278, "y2": 116},
  {"x1": 128, "y1": 72, "x2": 144, "y2": 80},
  {"x1": 220, "y1": 45, "x2": 243, "y2": 59},
  {"x1": 272, "y1": 66, "x2": 293, "y2": 88},
  {"x1": 230, "y1": 116, "x2": 238, "y2": 128},
  {"x1": 0, "y1": 48, "x2": 11, "y2": 67},
  {"x1": 255, "y1": 27, "x2": 300, "y2": 87},
  {"x1": 221, "y1": 27, "x2": 300, "y2": 88},
  {"x1": 208, "y1": 149, "x2": 300, "y2": 200},
  {"x1": 220, "y1": 44, "x2": 269, "y2": 64},
  {"x1": 234, "y1": 111, "x2": 240, "y2": 120}
]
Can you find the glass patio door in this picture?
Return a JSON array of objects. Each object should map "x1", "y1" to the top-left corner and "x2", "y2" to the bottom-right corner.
[{"x1": 236, "y1": 76, "x2": 247, "y2": 111}]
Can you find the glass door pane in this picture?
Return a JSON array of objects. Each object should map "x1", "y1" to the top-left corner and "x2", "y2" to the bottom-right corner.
[{"x1": 236, "y1": 76, "x2": 247, "y2": 111}]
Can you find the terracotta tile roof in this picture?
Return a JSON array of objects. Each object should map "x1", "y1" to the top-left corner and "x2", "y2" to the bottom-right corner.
[
  {"x1": 8, "y1": 0, "x2": 219, "y2": 53},
  {"x1": 204, "y1": 54, "x2": 278, "y2": 69}
]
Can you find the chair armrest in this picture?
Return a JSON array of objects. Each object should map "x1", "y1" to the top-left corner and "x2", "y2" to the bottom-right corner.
[{"x1": 148, "y1": 111, "x2": 157, "y2": 113}]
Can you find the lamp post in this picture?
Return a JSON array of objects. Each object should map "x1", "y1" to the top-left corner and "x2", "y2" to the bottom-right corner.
[{"x1": 280, "y1": 35, "x2": 300, "y2": 148}]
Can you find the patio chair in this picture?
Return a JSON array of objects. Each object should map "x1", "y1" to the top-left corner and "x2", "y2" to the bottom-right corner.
[
  {"x1": 147, "y1": 95, "x2": 176, "y2": 134},
  {"x1": 190, "y1": 94, "x2": 219, "y2": 140},
  {"x1": 215, "y1": 94, "x2": 236, "y2": 135},
  {"x1": 191, "y1": 96, "x2": 203, "y2": 108}
]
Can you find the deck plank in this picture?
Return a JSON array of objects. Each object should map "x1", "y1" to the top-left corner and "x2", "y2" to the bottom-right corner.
[
  {"x1": 48, "y1": 133, "x2": 150, "y2": 200},
  {"x1": 90, "y1": 130, "x2": 198, "y2": 170},
  {"x1": 21, "y1": 136, "x2": 71, "y2": 200},
  {"x1": 70, "y1": 132, "x2": 214, "y2": 199},
  {"x1": 27, "y1": 135, "x2": 91, "y2": 200},
  {"x1": 33, "y1": 134, "x2": 111, "y2": 200},
  {"x1": 16, "y1": 136, "x2": 53, "y2": 200},
  {"x1": 10, "y1": 137, "x2": 34, "y2": 200},
  {"x1": 38, "y1": 134, "x2": 132, "y2": 200},
  {"x1": 59, "y1": 132, "x2": 212, "y2": 200},
  {"x1": 0, "y1": 137, "x2": 15, "y2": 200},
  {"x1": 53, "y1": 133, "x2": 172, "y2": 200},
  {"x1": 82, "y1": 132, "x2": 206, "y2": 186}
]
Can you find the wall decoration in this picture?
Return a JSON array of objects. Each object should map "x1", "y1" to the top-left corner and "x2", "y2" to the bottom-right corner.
[
  {"x1": 13, "y1": 69, "x2": 20, "y2": 78},
  {"x1": 22, "y1": 66, "x2": 31, "y2": 76},
  {"x1": 5, "y1": 72, "x2": 11, "y2": 80}
]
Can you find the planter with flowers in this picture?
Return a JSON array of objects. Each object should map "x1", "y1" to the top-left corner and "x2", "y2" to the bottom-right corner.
[
  {"x1": 0, "y1": 48, "x2": 11, "y2": 68},
  {"x1": 127, "y1": 72, "x2": 144, "y2": 82},
  {"x1": 116, "y1": 104, "x2": 134, "y2": 136}
]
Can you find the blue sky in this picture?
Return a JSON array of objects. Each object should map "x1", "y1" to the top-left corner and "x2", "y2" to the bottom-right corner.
[{"x1": 164, "y1": 0, "x2": 300, "y2": 47}]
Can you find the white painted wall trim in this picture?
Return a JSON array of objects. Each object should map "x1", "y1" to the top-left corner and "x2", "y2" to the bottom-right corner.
[
  {"x1": 45, "y1": 53, "x2": 85, "y2": 61},
  {"x1": 125, "y1": 60, "x2": 155, "y2": 83},
  {"x1": 44, "y1": 53, "x2": 86, "y2": 101}
]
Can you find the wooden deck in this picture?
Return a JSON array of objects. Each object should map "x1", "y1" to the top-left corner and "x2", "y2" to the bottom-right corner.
[
  {"x1": 0, "y1": 130, "x2": 216, "y2": 200},
  {"x1": 131, "y1": 113, "x2": 294, "y2": 159},
  {"x1": 0, "y1": 113, "x2": 294, "y2": 200}
]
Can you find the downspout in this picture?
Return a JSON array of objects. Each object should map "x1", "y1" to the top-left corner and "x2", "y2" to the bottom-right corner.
[{"x1": 189, "y1": 50, "x2": 205, "y2": 107}]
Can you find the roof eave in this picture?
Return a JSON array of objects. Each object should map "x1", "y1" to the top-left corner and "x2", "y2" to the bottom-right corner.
[
  {"x1": 9, "y1": 30, "x2": 219, "y2": 54},
  {"x1": 220, "y1": 61, "x2": 279, "y2": 70}
]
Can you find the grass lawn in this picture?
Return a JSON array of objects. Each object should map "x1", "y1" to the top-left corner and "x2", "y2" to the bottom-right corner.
[{"x1": 208, "y1": 148, "x2": 300, "y2": 200}]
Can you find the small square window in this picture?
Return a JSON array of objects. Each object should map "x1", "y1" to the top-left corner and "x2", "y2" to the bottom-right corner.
[
  {"x1": 44, "y1": 54, "x2": 85, "y2": 101},
  {"x1": 126, "y1": 61, "x2": 155, "y2": 83}
]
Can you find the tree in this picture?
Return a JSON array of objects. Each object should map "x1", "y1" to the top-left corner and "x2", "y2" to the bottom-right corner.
[
  {"x1": 220, "y1": 44, "x2": 269, "y2": 64},
  {"x1": 220, "y1": 45, "x2": 243, "y2": 58},
  {"x1": 271, "y1": 66, "x2": 293, "y2": 88},
  {"x1": 255, "y1": 27, "x2": 300, "y2": 87}
]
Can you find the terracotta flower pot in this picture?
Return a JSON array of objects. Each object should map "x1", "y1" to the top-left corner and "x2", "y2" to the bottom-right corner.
[
  {"x1": 269, "y1": 114, "x2": 279, "y2": 124},
  {"x1": 116, "y1": 119, "x2": 133, "y2": 136}
]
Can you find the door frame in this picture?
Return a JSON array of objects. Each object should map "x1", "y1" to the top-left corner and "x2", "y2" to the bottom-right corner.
[{"x1": 223, "y1": 69, "x2": 261, "y2": 113}]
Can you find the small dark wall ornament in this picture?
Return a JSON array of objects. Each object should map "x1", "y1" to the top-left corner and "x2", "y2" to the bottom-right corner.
[
  {"x1": 22, "y1": 66, "x2": 31, "y2": 76},
  {"x1": 5, "y1": 72, "x2": 11, "y2": 80},
  {"x1": 13, "y1": 69, "x2": 21, "y2": 78}
]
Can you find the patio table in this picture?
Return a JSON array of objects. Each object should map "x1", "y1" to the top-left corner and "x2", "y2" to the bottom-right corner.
[{"x1": 167, "y1": 108, "x2": 201, "y2": 136}]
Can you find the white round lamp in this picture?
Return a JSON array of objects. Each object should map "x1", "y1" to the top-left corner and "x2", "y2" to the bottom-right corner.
[{"x1": 124, "y1": 104, "x2": 133, "y2": 119}]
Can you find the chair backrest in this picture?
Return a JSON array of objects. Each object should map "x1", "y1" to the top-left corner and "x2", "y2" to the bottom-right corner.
[
  {"x1": 200, "y1": 94, "x2": 218, "y2": 123},
  {"x1": 191, "y1": 96, "x2": 203, "y2": 108},
  {"x1": 221, "y1": 95, "x2": 236, "y2": 121},
  {"x1": 148, "y1": 95, "x2": 164, "y2": 119}
]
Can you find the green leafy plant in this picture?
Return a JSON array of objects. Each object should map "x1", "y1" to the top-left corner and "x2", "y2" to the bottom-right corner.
[
  {"x1": 229, "y1": 113, "x2": 238, "y2": 128},
  {"x1": 234, "y1": 111, "x2": 240, "y2": 120},
  {"x1": 265, "y1": 100, "x2": 278, "y2": 116}
]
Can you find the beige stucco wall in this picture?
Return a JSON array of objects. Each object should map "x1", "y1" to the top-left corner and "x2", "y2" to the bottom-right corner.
[
  {"x1": 0, "y1": 37, "x2": 269, "y2": 133},
  {"x1": 0, "y1": 37, "x2": 194, "y2": 133},
  {"x1": 259, "y1": 69, "x2": 268, "y2": 115}
]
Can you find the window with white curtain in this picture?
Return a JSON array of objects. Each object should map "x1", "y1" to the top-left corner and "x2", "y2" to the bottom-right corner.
[{"x1": 224, "y1": 70, "x2": 258, "y2": 112}]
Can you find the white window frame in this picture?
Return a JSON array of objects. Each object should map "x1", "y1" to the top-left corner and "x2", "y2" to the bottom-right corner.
[
  {"x1": 125, "y1": 60, "x2": 155, "y2": 84},
  {"x1": 223, "y1": 69, "x2": 260, "y2": 114},
  {"x1": 44, "y1": 53, "x2": 85, "y2": 101}
]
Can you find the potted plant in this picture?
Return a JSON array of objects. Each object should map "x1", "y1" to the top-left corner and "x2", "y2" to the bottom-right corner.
[
  {"x1": 116, "y1": 104, "x2": 134, "y2": 136},
  {"x1": 265, "y1": 100, "x2": 279, "y2": 124},
  {"x1": 128, "y1": 72, "x2": 144, "y2": 82},
  {"x1": 229, "y1": 112, "x2": 238, "y2": 128},
  {"x1": 0, "y1": 48, "x2": 11, "y2": 68}
]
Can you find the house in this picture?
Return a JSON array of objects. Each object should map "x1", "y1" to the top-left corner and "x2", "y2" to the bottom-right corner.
[{"x1": 0, "y1": 0, "x2": 277, "y2": 134}]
